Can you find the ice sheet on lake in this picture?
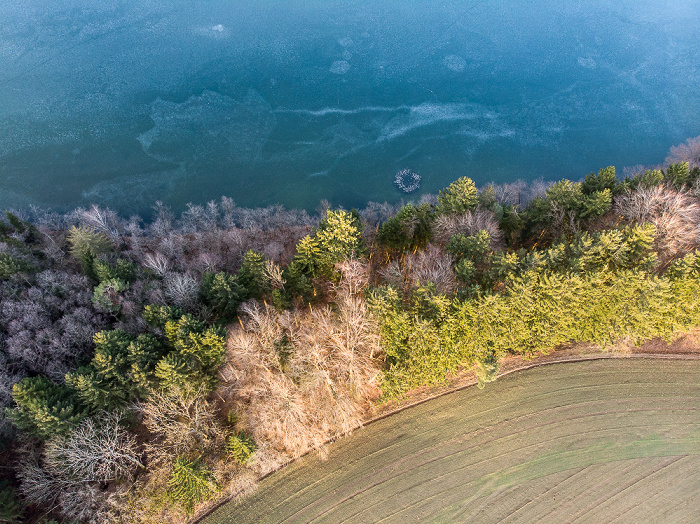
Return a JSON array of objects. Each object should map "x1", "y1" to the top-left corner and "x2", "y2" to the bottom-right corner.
[{"x1": 138, "y1": 89, "x2": 275, "y2": 164}]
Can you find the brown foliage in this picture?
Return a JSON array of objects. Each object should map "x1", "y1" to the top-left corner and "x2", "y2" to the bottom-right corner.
[
  {"x1": 433, "y1": 208, "x2": 503, "y2": 248},
  {"x1": 666, "y1": 135, "x2": 700, "y2": 168},
  {"x1": 219, "y1": 263, "x2": 382, "y2": 462},
  {"x1": 380, "y1": 244, "x2": 457, "y2": 296},
  {"x1": 615, "y1": 184, "x2": 700, "y2": 262}
]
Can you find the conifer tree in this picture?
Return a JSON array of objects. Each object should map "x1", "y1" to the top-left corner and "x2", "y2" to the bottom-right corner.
[
  {"x1": 436, "y1": 177, "x2": 478, "y2": 214},
  {"x1": 168, "y1": 457, "x2": 218, "y2": 515},
  {"x1": 201, "y1": 271, "x2": 245, "y2": 321},
  {"x1": 8, "y1": 376, "x2": 87, "y2": 439}
]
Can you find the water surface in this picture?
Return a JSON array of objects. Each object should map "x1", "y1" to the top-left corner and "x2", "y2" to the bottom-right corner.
[{"x1": 1, "y1": 0, "x2": 699, "y2": 214}]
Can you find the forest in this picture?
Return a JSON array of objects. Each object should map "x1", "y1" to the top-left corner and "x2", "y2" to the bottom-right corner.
[{"x1": 1, "y1": 135, "x2": 700, "y2": 523}]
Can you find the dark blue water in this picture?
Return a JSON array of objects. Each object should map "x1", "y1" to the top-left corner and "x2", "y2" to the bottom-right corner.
[{"x1": 1, "y1": 0, "x2": 699, "y2": 215}]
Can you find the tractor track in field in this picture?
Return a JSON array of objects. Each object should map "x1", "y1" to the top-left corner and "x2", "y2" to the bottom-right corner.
[{"x1": 197, "y1": 337, "x2": 700, "y2": 524}]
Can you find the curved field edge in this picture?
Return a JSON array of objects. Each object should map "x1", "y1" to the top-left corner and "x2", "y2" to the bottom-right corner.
[{"x1": 201, "y1": 357, "x2": 700, "y2": 524}]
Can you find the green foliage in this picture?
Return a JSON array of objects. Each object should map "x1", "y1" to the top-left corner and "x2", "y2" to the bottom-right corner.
[
  {"x1": 579, "y1": 188, "x2": 612, "y2": 220},
  {"x1": 447, "y1": 230, "x2": 492, "y2": 289},
  {"x1": 377, "y1": 203, "x2": 434, "y2": 253},
  {"x1": 0, "y1": 481, "x2": 24, "y2": 523},
  {"x1": 446, "y1": 230, "x2": 491, "y2": 264},
  {"x1": 477, "y1": 183, "x2": 498, "y2": 209},
  {"x1": 226, "y1": 432, "x2": 256, "y2": 465},
  {"x1": 2, "y1": 212, "x2": 38, "y2": 246},
  {"x1": 282, "y1": 259, "x2": 314, "y2": 303},
  {"x1": 93, "y1": 258, "x2": 135, "y2": 284},
  {"x1": 288, "y1": 209, "x2": 364, "y2": 299},
  {"x1": 666, "y1": 250, "x2": 700, "y2": 280},
  {"x1": 370, "y1": 263, "x2": 700, "y2": 398},
  {"x1": 631, "y1": 169, "x2": 665, "y2": 189},
  {"x1": 201, "y1": 271, "x2": 245, "y2": 321},
  {"x1": 523, "y1": 179, "x2": 612, "y2": 240},
  {"x1": 65, "y1": 330, "x2": 135, "y2": 411},
  {"x1": 499, "y1": 205, "x2": 524, "y2": 246},
  {"x1": 533, "y1": 224, "x2": 658, "y2": 275},
  {"x1": 8, "y1": 376, "x2": 87, "y2": 439},
  {"x1": 127, "y1": 334, "x2": 168, "y2": 396},
  {"x1": 315, "y1": 209, "x2": 364, "y2": 262},
  {"x1": 410, "y1": 284, "x2": 452, "y2": 323},
  {"x1": 66, "y1": 330, "x2": 168, "y2": 409},
  {"x1": 665, "y1": 162, "x2": 690, "y2": 188},
  {"x1": 168, "y1": 457, "x2": 219, "y2": 515},
  {"x1": 92, "y1": 278, "x2": 129, "y2": 313},
  {"x1": 237, "y1": 251, "x2": 270, "y2": 300},
  {"x1": 582, "y1": 166, "x2": 620, "y2": 196},
  {"x1": 143, "y1": 304, "x2": 183, "y2": 329},
  {"x1": 155, "y1": 314, "x2": 226, "y2": 392},
  {"x1": 475, "y1": 350, "x2": 500, "y2": 389},
  {"x1": 67, "y1": 225, "x2": 111, "y2": 260},
  {"x1": 0, "y1": 253, "x2": 32, "y2": 280},
  {"x1": 436, "y1": 177, "x2": 478, "y2": 214}
]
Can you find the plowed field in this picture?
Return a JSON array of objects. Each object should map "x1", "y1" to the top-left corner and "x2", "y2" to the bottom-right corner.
[{"x1": 203, "y1": 358, "x2": 700, "y2": 523}]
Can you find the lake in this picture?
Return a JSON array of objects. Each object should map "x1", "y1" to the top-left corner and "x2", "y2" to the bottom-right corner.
[{"x1": 1, "y1": 0, "x2": 699, "y2": 215}]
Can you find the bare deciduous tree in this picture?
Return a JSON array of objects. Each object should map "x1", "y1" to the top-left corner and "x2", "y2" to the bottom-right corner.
[
  {"x1": 666, "y1": 135, "x2": 700, "y2": 168},
  {"x1": 221, "y1": 273, "x2": 381, "y2": 462},
  {"x1": 44, "y1": 410, "x2": 143, "y2": 483},
  {"x1": 615, "y1": 184, "x2": 700, "y2": 261},
  {"x1": 140, "y1": 385, "x2": 224, "y2": 460},
  {"x1": 164, "y1": 272, "x2": 200, "y2": 310},
  {"x1": 433, "y1": 208, "x2": 503, "y2": 248}
]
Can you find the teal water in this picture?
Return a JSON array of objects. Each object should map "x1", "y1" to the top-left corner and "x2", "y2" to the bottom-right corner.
[{"x1": 1, "y1": 0, "x2": 699, "y2": 215}]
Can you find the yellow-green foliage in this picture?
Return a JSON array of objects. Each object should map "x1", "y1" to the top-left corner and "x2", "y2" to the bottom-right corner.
[
  {"x1": 226, "y1": 432, "x2": 256, "y2": 465},
  {"x1": 371, "y1": 266, "x2": 700, "y2": 398},
  {"x1": 436, "y1": 177, "x2": 478, "y2": 214},
  {"x1": 294, "y1": 209, "x2": 362, "y2": 277},
  {"x1": 168, "y1": 457, "x2": 219, "y2": 515},
  {"x1": 67, "y1": 225, "x2": 111, "y2": 259}
]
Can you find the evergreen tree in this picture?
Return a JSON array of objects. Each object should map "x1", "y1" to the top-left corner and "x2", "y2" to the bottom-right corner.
[
  {"x1": 8, "y1": 376, "x2": 87, "y2": 439},
  {"x1": 226, "y1": 432, "x2": 256, "y2": 465},
  {"x1": 168, "y1": 456, "x2": 219, "y2": 515},
  {"x1": 436, "y1": 177, "x2": 478, "y2": 214},
  {"x1": 377, "y1": 203, "x2": 434, "y2": 253},
  {"x1": 65, "y1": 330, "x2": 134, "y2": 411},
  {"x1": 237, "y1": 251, "x2": 270, "y2": 300},
  {"x1": 0, "y1": 253, "x2": 32, "y2": 280},
  {"x1": 201, "y1": 271, "x2": 245, "y2": 321}
]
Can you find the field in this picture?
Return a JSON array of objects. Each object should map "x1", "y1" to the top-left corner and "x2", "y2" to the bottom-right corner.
[{"x1": 203, "y1": 358, "x2": 700, "y2": 523}]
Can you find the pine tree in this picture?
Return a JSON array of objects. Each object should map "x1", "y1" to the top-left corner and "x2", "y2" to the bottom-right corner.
[
  {"x1": 201, "y1": 271, "x2": 245, "y2": 321},
  {"x1": 226, "y1": 432, "x2": 256, "y2": 465},
  {"x1": 168, "y1": 456, "x2": 218, "y2": 514},
  {"x1": 8, "y1": 376, "x2": 87, "y2": 439},
  {"x1": 65, "y1": 330, "x2": 134, "y2": 411},
  {"x1": 436, "y1": 177, "x2": 478, "y2": 214},
  {"x1": 237, "y1": 250, "x2": 270, "y2": 300}
]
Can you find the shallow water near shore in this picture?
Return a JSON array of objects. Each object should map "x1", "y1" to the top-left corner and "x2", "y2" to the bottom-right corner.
[{"x1": 1, "y1": 0, "x2": 699, "y2": 215}]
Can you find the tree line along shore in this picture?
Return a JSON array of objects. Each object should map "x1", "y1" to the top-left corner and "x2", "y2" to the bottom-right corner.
[{"x1": 1, "y1": 136, "x2": 700, "y2": 523}]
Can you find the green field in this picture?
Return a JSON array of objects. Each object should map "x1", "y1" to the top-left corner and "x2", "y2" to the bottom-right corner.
[{"x1": 203, "y1": 358, "x2": 700, "y2": 523}]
